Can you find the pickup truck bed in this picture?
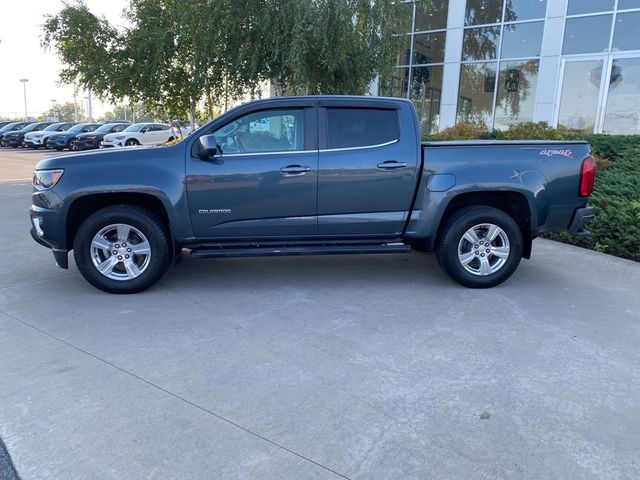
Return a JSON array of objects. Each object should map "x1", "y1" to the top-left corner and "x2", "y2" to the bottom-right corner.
[{"x1": 30, "y1": 96, "x2": 595, "y2": 293}]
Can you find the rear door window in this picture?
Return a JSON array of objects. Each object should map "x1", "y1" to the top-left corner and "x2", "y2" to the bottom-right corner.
[{"x1": 326, "y1": 108, "x2": 399, "y2": 149}]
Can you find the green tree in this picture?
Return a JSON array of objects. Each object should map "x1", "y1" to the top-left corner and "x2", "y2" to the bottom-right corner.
[
  {"x1": 43, "y1": 1, "x2": 425, "y2": 126},
  {"x1": 245, "y1": 0, "x2": 420, "y2": 95},
  {"x1": 101, "y1": 103, "x2": 155, "y2": 123},
  {"x1": 38, "y1": 102, "x2": 84, "y2": 122}
]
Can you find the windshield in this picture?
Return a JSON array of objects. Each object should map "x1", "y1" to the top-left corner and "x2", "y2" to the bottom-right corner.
[
  {"x1": 21, "y1": 123, "x2": 41, "y2": 132},
  {"x1": 0, "y1": 123, "x2": 18, "y2": 132},
  {"x1": 67, "y1": 124, "x2": 89, "y2": 132},
  {"x1": 96, "y1": 124, "x2": 122, "y2": 133},
  {"x1": 43, "y1": 123, "x2": 63, "y2": 131},
  {"x1": 123, "y1": 123, "x2": 145, "y2": 132}
]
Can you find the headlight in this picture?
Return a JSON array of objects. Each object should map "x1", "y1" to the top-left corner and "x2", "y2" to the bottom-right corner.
[
  {"x1": 115, "y1": 135, "x2": 125, "y2": 140},
  {"x1": 33, "y1": 133, "x2": 44, "y2": 138},
  {"x1": 33, "y1": 169, "x2": 64, "y2": 191}
]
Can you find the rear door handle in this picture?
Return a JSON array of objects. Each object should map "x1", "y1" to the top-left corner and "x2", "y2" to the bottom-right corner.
[
  {"x1": 280, "y1": 165, "x2": 311, "y2": 175},
  {"x1": 377, "y1": 161, "x2": 408, "y2": 170}
]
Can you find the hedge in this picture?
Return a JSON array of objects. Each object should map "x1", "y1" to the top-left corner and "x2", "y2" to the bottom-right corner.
[{"x1": 426, "y1": 123, "x2": 640, "y2": 262}]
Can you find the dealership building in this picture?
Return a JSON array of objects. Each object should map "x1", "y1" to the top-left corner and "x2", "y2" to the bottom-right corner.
[{"x1": 384, "y1": 0, "x2": 640, "y2": 135}]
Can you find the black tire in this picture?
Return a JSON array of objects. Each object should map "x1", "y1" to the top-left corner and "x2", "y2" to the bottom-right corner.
[
  {"x1": 409, "y1": 240, "x2": 429, "y2": 252},
  {"x1": 435, "y1": 206, "x2": 523, "y2": 288},
  {"x1": 73, "y1": 205, "x2": 171, "y2": 294},
  {"x1": 125, "y1": 139, "x2": 139, "y2": 147}
]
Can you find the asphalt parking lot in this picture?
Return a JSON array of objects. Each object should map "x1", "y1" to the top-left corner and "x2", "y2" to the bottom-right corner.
[{"x1": 0, "y1": 147, "x2": 639, "y2": 479}]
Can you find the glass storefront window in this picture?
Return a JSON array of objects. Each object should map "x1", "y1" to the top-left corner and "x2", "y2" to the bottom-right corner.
[
  {"x1": 494, "y1": 60, "x2": 540, "y2": 129},
  {"x1": 396, "y1": 35, "x2": 411, "y2": 66},
  {"x1": 413, "y1": 32, "x2": 446, "y2": 64},
  {"x1": 557, "y1": 59, "x2": 604, "y2": 132},
  {"x1": 612, "y1": 12, "x2": 640, "y2": 52},
  {"x1": 457, "y1": 62, "x2": 498, "y2": 125},
  {"x1": 415, "y1": 0, "x2": 448, "y2": 32},
  {"x1": 411, "y1": 65, "x2": 443, "y2": 134},
  {"x1": 462, "y1": 26, "x2": 501, "y2": 60},
  {"x1": 567, "y1": 0, "x2": 615, "y2": 15},
  {"x1": 563, "y1": 15, "x2": 613, "y2": 55},
  {"x1": 618, "y1": 0, "x2": 640, "y2": 9},
  {"x1": 465, "y1": 0, "x2": 503, "y2": 26},
  {"x1": 603, "y1": 58, "x2": 640, "y2": 134},
  {"x1": 386, "y1": 67, "x2": 410, "y2": 99},
  {"x1": 505, "y1": 0, "x2": 547, "y2": 22},
  {"x1": 501, "y1": 21, "x2": 544, "y2": 59}
]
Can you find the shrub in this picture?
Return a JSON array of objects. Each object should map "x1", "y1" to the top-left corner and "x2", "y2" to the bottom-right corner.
[{"x1": 425, "y1": 122, "x2": 496, "y2": 141}]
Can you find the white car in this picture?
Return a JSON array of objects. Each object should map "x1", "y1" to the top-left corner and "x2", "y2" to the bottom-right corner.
[
  {"x1": 24, "y1": 122, "x2": 76, "y2": 149},
  {"x1": 103, "y1": 122, "x2": 175, "y2": 148}
]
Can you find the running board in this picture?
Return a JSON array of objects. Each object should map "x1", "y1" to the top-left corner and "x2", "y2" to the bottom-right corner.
[{"x1": 190, "y1": 243, "x2": 411, "y2": 259}]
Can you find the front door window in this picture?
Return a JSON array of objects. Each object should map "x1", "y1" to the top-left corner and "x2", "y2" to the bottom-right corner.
[{"x1": 212, "y1": 110, "x2": 304, "y2": 155}]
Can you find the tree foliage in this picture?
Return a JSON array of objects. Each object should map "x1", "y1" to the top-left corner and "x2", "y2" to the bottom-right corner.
[
  {"x1": 42, "y1": 1, "x2": 422, "y2": 125},
  {"x1": 100, "y1": 103, "x2": 155, "y2": 123},
  {"x1": 37, "y1": 102, "x2": 84, "y2": 122}
]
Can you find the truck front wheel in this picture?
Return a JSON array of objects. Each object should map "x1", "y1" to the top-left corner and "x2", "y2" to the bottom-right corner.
[
  {"x1": 436, "y1": 206, "x2": 523, "y2": 288},
  {"x1": 73, "y1": 205, "x2": 171, "y2": 294}
]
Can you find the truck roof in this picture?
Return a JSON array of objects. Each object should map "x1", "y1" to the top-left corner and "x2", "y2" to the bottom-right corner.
[{"x1": 239, "y1": 95, "x2": 414, "y2": 109}]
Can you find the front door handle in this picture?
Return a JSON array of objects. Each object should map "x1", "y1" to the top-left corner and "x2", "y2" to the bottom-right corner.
[
  {"x1": 280, "y1": 165, "x2": 311, "y2": 175},
  {"x1": 377, "y1": 161, "x2": 408, "y2": 170}
]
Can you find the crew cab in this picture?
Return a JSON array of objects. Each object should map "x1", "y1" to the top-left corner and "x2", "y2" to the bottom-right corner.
[
  {"x1": 102, "y1": 122, "x2": 175, "y2": 148},
  {"x1": 30, "y1": 96, "x2": 596, "y2": 294}
]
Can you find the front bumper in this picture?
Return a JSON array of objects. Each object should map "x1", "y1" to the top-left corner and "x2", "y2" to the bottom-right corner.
[
  {"x1": 49, "y1": 138, "x2": 69, "y2": 148},
  {"x1": 568, "y1": 207, "x2": 595, "y2": 237},
  {"x1": 75, "y1": 139, "x2": 100, "y2": 150},
  {"x1": 3, "y1": 137, "x2": 22, "y2": 147},
  {"x1": 30, "y1": 200, "x2": 69, "y2": 269}
]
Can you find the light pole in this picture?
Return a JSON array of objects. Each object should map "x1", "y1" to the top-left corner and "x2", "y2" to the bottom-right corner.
[
  {"x1": 50, "y1": 99, "x2": 57, "y2": 121},
  {"x1": 86, "y1": 88, "x2": 93, "y2": 122},
  {"x1": 73, "y1": 93, "x2": 79, "y2": 122},
  {"x1": 19, "y1": 79, "x2": 29, "y2": 121}
]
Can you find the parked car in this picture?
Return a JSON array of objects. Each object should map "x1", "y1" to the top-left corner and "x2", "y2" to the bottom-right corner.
[
  {"x1": 1, "y1": 122, "x2": 55, "y2": 148},
  {"x1": 46, "y1": 123, "x2": 101, "y2": 150},
  {"x1": 74, "y1": 123, "x2": 130, "y2": 150},
  {"x1": 0, "y1": 121, "x2": 15, "y2": 130},
  {"x1": 25, "y1": 122, "x2": 77, "y2": 149},
  {"x1": 102, "y1": 122, "x2": 174, "y2": 147},
  {"x1": 30, "y1": 96, "x2": 596, "y2": 294},
  {"x1": 0, "y1": 122, "x2": 31, "y2": 145}
]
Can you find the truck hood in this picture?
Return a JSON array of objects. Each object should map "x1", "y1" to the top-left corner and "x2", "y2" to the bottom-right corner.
[{"x1": 35, "y1": 144, "x2": 182, "y2": 170}]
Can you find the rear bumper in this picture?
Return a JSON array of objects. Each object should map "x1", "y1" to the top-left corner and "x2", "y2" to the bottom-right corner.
[{"x1": 568, "y1": 207, "x2": 595, "y2": 237}]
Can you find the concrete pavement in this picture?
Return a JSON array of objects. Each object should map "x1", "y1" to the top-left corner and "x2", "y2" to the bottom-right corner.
[{"x1": 0, "y1": 148, "x2": 639, "y2": 479}]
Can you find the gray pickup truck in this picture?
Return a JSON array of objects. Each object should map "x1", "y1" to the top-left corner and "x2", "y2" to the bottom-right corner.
[{"x1": 30, "y1": 96, "x2": 596, "y2": 293}]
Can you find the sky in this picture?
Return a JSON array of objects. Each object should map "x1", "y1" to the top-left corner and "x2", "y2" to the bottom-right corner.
[{"x1": 0, "y1": 0, "x2": 128, "y2": 120}]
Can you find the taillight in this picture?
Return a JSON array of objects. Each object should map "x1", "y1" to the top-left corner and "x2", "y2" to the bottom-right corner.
[{"x1": 579, "y1": 156, "x2": 596, "y2": 197}]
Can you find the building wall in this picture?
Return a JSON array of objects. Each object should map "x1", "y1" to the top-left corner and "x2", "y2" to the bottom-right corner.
[{"x1": 387, "y1": 0, "x2": 640, "y2": 136}]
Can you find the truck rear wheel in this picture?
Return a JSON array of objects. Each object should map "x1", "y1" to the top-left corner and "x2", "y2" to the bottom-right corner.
[
  {"x1": 436, "y1": 206, "x2": 523, "y2": 288},
  {"x1": 73, "y1": 205, "x2": 171, "y2": 294}
]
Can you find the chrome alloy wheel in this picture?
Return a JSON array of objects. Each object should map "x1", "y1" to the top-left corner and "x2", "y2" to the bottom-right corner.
[
  {"x1": 90, "y1": 223, "x2": 151, "y2": 281},
  {"x1": 457, "y1": 223, "x2": 510, "y2": 276}
]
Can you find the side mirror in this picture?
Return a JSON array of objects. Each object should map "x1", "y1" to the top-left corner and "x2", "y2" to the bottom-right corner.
[{"x1": 197, "y1": 134, "x2": 220, "y2": 159}]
